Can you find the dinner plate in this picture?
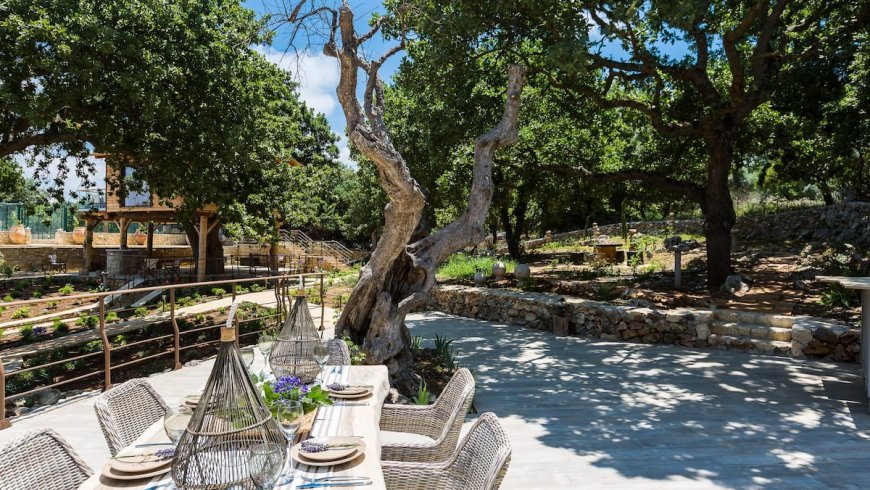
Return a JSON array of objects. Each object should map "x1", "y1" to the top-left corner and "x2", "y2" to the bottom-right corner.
[
  {"x1": 291, "y1": 437, "x2": 366, "y2": 465},
  {"x1": 328, "y1": 387, "x2": 372, "y2": 399},
  {"x1": 108, "y1": 447, "x2": 174, "y2": 473},
  {"x1": 101, "y1": 460, "x2": 171, "y2": 481},
  {"x1": 183, "y1": 394, "x2": 201, "y2": 406},
  {"x1": 292, "y1": 447, "x2": 364, "y2": 467}
]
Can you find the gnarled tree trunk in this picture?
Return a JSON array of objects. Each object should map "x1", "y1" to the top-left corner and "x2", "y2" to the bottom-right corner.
[{"x1": 323, "y1": 5, "x2": 526, "y2": 393}]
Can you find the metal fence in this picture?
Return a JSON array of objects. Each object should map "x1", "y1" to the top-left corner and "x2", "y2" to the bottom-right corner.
[{"x1": 0, "y1": 203, "x2": 75, "y2": 240}]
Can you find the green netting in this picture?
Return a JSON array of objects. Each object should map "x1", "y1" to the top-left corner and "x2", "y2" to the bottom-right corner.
[{"x1": 0, "y1": 203, "x2": 74, "y2": 239}]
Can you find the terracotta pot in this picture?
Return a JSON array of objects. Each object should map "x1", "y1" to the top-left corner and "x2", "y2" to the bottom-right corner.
[
  {"x1": 8, "y1": 224, "x2": 27, "y2": 245},
  {"x1": 514, "y1": 263, "x2": 531, "y2": 280},
  {"x1": 492, "y1": 261, "x2": 506, "y2": 280},
  {"x1": 133, "y1": 230, "x2": 147, "y2": 246},
  {"x1": 72, "y1": 226, "x2": 86, "y2": 245}
]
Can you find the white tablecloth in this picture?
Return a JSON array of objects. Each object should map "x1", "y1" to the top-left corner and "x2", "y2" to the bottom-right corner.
[{"x1": 79, "y1": 365, "x2": 390, "y2": 489}]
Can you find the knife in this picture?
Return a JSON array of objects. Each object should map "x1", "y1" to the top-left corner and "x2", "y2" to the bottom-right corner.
[{"x1": 297, "y1": 481, "x2": 373, "y2": 489}]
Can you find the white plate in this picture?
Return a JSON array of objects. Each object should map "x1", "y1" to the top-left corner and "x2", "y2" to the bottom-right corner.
[
  {"x1": 101, "y1": 460, "x2": 171, "y2": 481},
  {"x1": 108, "y1": 447, "x2": 173, "y2": 473},
  {"x1": 328, "y1": 387, "x2": 372, "y2": 399},
  {"x1": 291, "y1": 437, "x2": 366, "y2": 466}
]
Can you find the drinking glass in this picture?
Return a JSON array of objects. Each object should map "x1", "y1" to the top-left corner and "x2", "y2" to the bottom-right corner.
[
  {"x1": 274, "y1": 400, "x2": 304, "y2": 443},
  {"x1": 312, "y1": 340, "x2": 330, "y2": 381},
  {"x1": 258, "y1": 334, "x2": 274, "y2": 357},
  {"x1": 248, "y1": 442, "x2": 286, "y2": 490},
  {"x1": 241, "y1": 346, "x2": 255, "y2": 369},
  {"x1": 164, "y1": 406, "x2": 193, "y2": 444}
]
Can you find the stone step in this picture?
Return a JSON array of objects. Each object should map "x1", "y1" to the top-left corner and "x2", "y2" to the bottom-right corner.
[
  {"x1": 706, "y1": 334, "x2": 793, "y2": 356},
  {"x1": 709, "y1": 321, "x2": 792, "y2": 342},
  {"x1": 713, "y1": 309, "x2": 794, "y2": 329}
]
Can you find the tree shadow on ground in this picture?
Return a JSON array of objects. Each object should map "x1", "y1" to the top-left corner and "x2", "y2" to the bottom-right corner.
[{"x1": 407, "y1": 312, "x2": 870, "y2": 489}]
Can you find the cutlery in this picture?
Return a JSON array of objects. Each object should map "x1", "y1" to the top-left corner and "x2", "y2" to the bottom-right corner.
[
  {"x1": 135, "y1": 442, "x2": 174, "y2": 447},
  {"x1": 302, "y1": 476, "x2": 372, "y2": 482},
  {"x1": 297, "y1": 482, "x2": 372, "y2": 489},
  {"x1": 330, "y1": 402, "x2": 369, "y2": 407}
]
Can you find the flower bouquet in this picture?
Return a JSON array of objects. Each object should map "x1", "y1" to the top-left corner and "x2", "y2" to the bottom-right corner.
[{"x1": 252, "y1": 373, "x2": 333, "y2": 434}]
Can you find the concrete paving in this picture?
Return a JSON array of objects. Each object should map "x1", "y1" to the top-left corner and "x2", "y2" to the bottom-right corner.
[
  {"x1": 2, "y1": 310, "x2": 868, "y2": 489},
  {"x1": 405, "y1": 312, "x2": 870, "y2": 490}
]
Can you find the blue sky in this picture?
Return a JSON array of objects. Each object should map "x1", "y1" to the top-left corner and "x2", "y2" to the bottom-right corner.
[{"x1": 245, "y1": 0, "x2": 403, "y2": 168}]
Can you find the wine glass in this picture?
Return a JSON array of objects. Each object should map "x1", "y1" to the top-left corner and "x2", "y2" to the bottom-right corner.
[
  {"x1": 312, "y1": 340, "x2": 330, "y2": 382},
  {"x1": 164, "y1": 406, "x2": 193, "y2": 444},
  {"x1": 257, "y1": 334, "x2": 274, "y2": 357},
  {"x1": 274, "y1": 400, "x2": 304, "y2": 443},
  {"x1": 241, "y1": 346, "x2": 255, "y2": 369},
  {"x1": 248, "y1": 442, "x2": 287, "y2": 490}
]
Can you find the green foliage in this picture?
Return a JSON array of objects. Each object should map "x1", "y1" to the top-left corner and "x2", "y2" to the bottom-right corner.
[
  {"x1": 410, "y1": 335, "x2": 423, "y2": 352},
  {"x1": 210, "y1": 287, "x2": 226, "y2": 297},
  {"x1": 412, "y1": 379, "x2": 431, "y2": 405},
  {"x1": 105, "y1": 311, "x2": 119, "y2": 323},
  {"x1": 251, "y1": 372, "x2": 333, "y2": 415},
  {"x1": 819, "y1": 284, "x2": 858, "y2": 308},
  {"x1": 2, "y1": 294, "x2": 13, "y2": 302},
  {"x1": 19, "y1": 324, "x2": 34, "y2": 340},
  {"x1": 58, "y1": 284, "x2": 75, "y2": 296},
  {"x1": 12, "y1": 306, "x2": 30, "y2": 319},
  {"x1": 437, "y1": 254, "x2": 516, "y2": 281},
  {"x1": 342, "y1": 336, "x2": 368, "y2": 365},
  {"x1": 433, "y1": 334, "x2": 458, "y2": 369},
  {"x1": 134, "y1": 306, "x2": 149, "y2": 318},
  {"x1": 52, "y1": 319, "x2": 69, "y2": 336},
  {"x1": 594, "y1": 283, "x2": 620, "y2": 302},
  {"x1": 76, "y1": 314, "x2": 98, "y2": 328}
]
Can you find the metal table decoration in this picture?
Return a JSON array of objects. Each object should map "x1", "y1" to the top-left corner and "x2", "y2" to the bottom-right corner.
[
  {"x1": 171, "y1": 304, "x2": 286, "y2": 489},
  {"x1": 269, "y1": 292, "x2": 321, "y2": 383}
]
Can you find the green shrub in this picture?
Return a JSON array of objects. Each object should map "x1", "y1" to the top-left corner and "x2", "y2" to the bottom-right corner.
[
  {"x1": 52, "y1": 319, "x2": 69, "y2": 336},
  {"x1": 83, "y1": 340, "x2": 103, "y2": 353},
  {"x1": 20, "y1": 324, "x2": 34, "y2": 340},
  {"x1": 250, "y1": 283, "x2": 265, "y2": 293},
  {"x1": 45, "y1": 300, "x2": 59, "y2": 309},
  {"x1": 58, "y1": 283, "x2": 75, "y2": 295},
  {"x1": 234, "y1": 285, "x2": 249, "y2": 294},
  {"x1": 12, "y1": 306, "x2": 30, "y2": 319},
  {"x1": 2, "y1": 294, "x2": 12, "y2": 302},
  {"x1": 134, "y1": 306, "x2": 149, "y2": 317},
  {"x1": 436, "y1": 253, "x2": 517, "y2": 281},
  {"x1": 412, "y1": 379, "x2": 431, "y2": 405},
  {"x1": 105, "y1": 311, "x2": 119, "y2": 323},
  {"x1": 820, "y1": 284, "x2": 858, "y2": 308},
  {"x1": 76, "y1": 314, "x2": 98, "y2": 328},
  {"x1": 211, "y1": 287, "x2": 226, "y2": 297},
  {"x1": 31, "y1": 289, "x2": 43, "y2": 299}
]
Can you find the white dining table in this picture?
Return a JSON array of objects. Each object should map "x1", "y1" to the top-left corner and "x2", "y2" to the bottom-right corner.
[
  {"x1": 817, "y1": 276, "x2": 870, "y2": 411},
  {"x1": 78, "y1": 365, "x2": 390, "y2": 489}
]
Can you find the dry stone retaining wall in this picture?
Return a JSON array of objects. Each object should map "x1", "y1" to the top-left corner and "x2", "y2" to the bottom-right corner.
[{"x1": 426, "y1": 285, "x2": 860, "y2": 363}]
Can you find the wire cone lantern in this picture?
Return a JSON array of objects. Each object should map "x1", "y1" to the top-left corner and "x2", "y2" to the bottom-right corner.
[
  {"x1": 171, "y1": 317, "x2": 285, "y2": 489},
  {"x1": 269, "y1": 293, "x2": 320, "y2": 383}
]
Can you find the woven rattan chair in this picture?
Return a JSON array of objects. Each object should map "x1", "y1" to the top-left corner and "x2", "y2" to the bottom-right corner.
[
  {"x1": 327, "y1": 338, "x2": 351, "y2": 365},
  {"x1": 0, "y1": 428, "x2": 93, "y2": 490},
  {"x1": 380, "y1": 367, "x2": 475, "y2": 463},
  {"x1": 382, "y1": 412, "x2": 511, "y2": 490},
  {"x1": 94, "y1": 378, "x2": 169, "y2": 456}
]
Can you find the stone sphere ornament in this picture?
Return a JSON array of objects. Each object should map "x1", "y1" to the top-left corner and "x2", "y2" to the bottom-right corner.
[
  {"x1": 514, "y1": 263, "x2": 531, "y2": 280},
  {"x1": 492, "y1": 261, "x2": 506, "y2": 280},
  {"x1": 473, "y1": 270, "x2": 486, "y2": 286}
]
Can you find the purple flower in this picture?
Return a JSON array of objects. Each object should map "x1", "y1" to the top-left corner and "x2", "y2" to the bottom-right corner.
[
  {"x1": 326, "y1": 383, "x2": 346, "y2": 392},
  {"x1": 154, "y1": 448, "x2": 175, "y2": 460},
  {"x1": 300, "y1": 441, "x2": 328, "y2": 453},
  {"x1": 32, "y1": 326, "x2": 47, "y2": 336},
  {"x1": 271, "y1": 375, "x2": 305, "y2": 395}
]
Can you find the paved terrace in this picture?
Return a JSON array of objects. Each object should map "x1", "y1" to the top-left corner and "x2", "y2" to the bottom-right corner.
[{"x1": 1, "y1": 311, "x2": 869, "y2": 489}]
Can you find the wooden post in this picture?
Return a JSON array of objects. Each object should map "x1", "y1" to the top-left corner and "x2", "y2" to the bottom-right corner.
[
  {"x1": 197, "y1": 215, "x2": 208, "y2": 282},
  {"x1": 83, "y1": 217, "x2": 96, "y2": 274},
  {"x1": 170, "y1": 288, "x2": 181, "y2": 369},
  {"x1": 146, "y1": 222, "x2": 155, "y2": 257},
  {"x1": 0, "y1": 352, "x2": 10, "y2": 429},
  {"x1": 99, "y1": 297, "x2": 112, "y2": 390},
  {"x1": 118, "y1": 218, "x2": 130, "y2": 249},
  {"x1": 320, "y1": 273, "x2": 325, "y2": 331}
]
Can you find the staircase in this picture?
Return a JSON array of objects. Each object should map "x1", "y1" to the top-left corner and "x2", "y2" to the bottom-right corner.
[
  {"x1": 705, "y1": 310, "x2": 794, "y2": 357},
  {"x1": 279, "y1": 230, "x2": 357, "y2": 266}
]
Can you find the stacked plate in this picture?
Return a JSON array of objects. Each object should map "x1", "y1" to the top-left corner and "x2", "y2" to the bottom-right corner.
[
  {"x1": 101, "y1": 444, "x2": 174, "y2": 481},
  {"x1": 291, "y1": 437, "x2": 366, "y2": 467},
  {"x1": 182, "y1": 393, "x2": 201, "y2": 408},
  {"x1": 325, "y1": 384, "x2": 372, "y2": 400}
]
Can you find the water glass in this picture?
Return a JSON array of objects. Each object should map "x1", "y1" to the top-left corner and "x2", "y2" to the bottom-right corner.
[
  {"x1": 274, "y1": 400, "x2": 304, "y2": 442},
  {"x1": 164, "y1": 406, "x2": 193, "y2": 443},
  {"x1": 248, "y1": 442, "x2": 286, "y2": 490},
  {"x1": 313, "y1": 340, "x2": 329, "y2": 380},
  {"x1": 241, "y1": 346, "x2": 255, "y2": 369}
]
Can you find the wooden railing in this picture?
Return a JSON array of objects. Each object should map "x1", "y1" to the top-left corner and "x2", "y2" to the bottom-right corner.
[{"x1": 0, "y1": 272, "x2": 326, "y2": 429}]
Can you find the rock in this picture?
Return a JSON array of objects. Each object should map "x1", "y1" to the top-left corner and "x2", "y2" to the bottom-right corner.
[
  {"x1": 803, "y1": 339, "x2": 834, "y2": 356},
  {"x1": 695, "y1": 323, "x2": 711, "y2": 340},
  {"x1": 599, "y1": 334, "x2": 620, "y2": 341},
  {"x1": 722, "y1": 274, "x2": 750, "y2": 294},
  {"x1": 33, "y1": 388, "x2": 62, "y2": 407},
  {"x1": 792, "y1": 324, "x2": 813, "y2": 344},
  {"x1": 812, "y1": 326, "x2": 839, "y2": 345},
  {"x1": 840, "y1": 330, "x2": 860, "y2": 345},
  {"x1": 791, "y1": 340, "x2": 803, "y2": 357},
  {"x1": 525, "y1": 313, "x2": 537, "y2": 322}
]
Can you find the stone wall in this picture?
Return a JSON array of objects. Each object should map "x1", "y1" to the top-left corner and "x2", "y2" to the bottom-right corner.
[
  {"x1": 426, "y1": 285, "x2": 860, "y2": 363},
  {"x1": 524, "y1": 202, "x2": 870, "y2": 249}
]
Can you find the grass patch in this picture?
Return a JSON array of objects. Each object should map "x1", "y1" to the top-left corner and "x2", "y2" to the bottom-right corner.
[{"x1": 436, "y1": 254, "x2": 516, "y2": 281}]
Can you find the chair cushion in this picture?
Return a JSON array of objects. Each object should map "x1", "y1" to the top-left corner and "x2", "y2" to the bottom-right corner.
[{"x1": 380, "y1": 430, "x2": 436, "y2": 446}]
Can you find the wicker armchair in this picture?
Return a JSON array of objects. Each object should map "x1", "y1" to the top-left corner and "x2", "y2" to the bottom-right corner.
[
  {"x1": 94, "y1": 378, "x2": 169, "y2": 456},
  {"x1": 380, "y1": 367, "x2": 475, "y2": 463},
  {"x1": 382, "y1": 412, "x2": 511, "y2": 490},
  {"x1": 327, "y1": 338, "x2": 351, "y2": 365},
  {"x1": 0, "y1": 428, "x2": 93, "y2": 490}
]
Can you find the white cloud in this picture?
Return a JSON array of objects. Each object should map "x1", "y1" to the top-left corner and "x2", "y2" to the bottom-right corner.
[{"x1": 253, "y1": 45, "x2": 340, "y2": 118}]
